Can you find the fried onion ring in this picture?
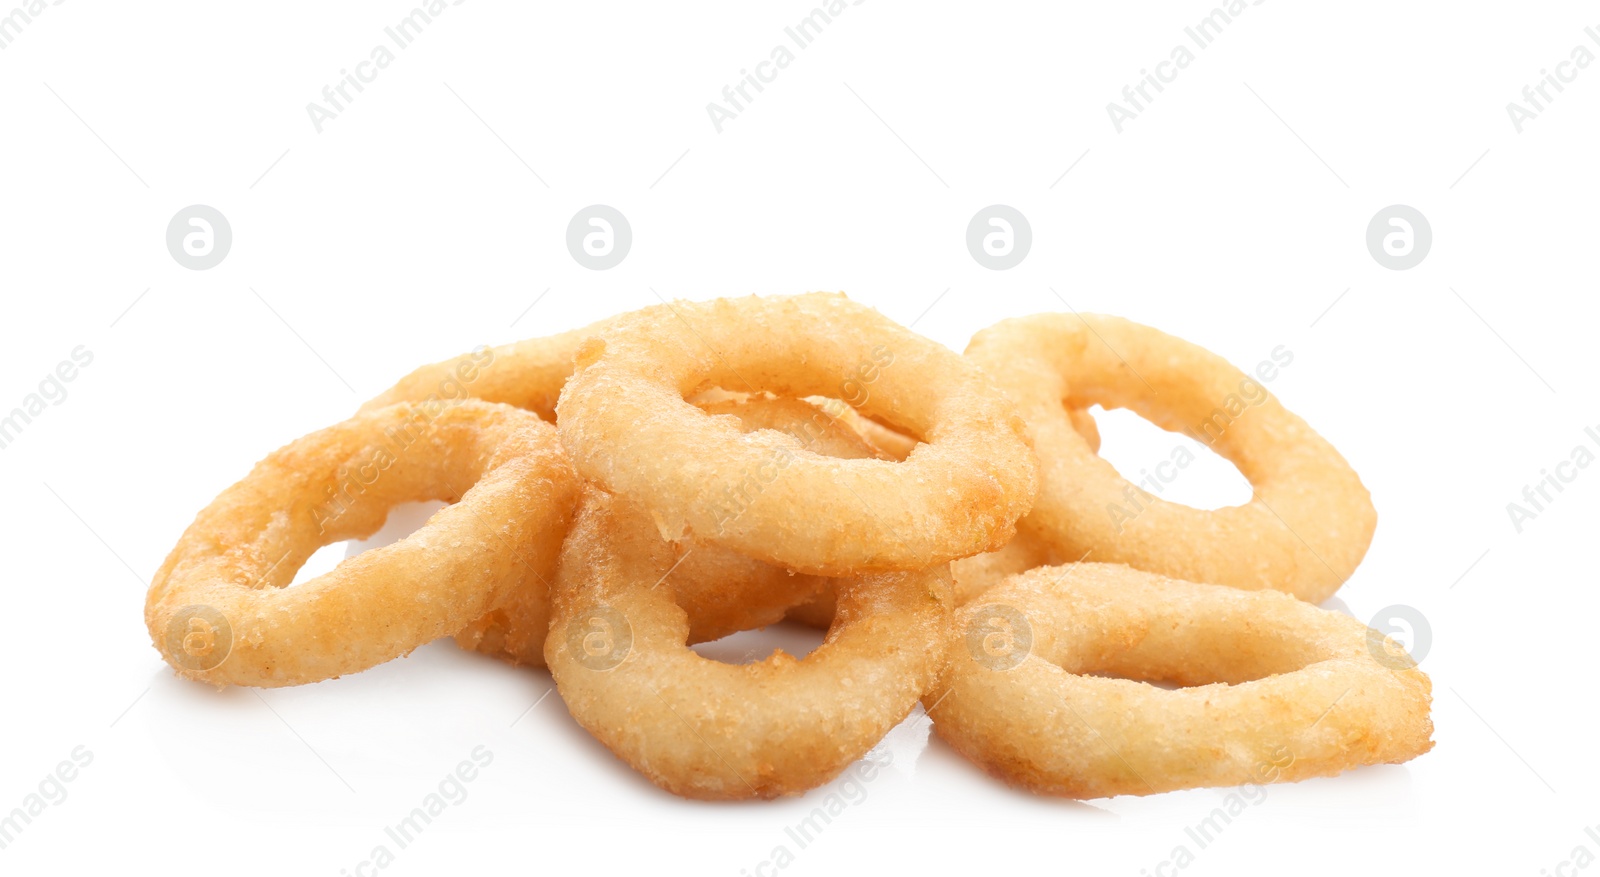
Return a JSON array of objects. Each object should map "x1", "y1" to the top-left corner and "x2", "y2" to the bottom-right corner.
[
  {"x1": 545, "y1": 488, "x2": 951, "y2": 799},
  {"x1": 145, "y1": 400, "x2": 577, "y2": 688},
  {"x1": 926, "y1": 563, "x2": 1433, "y2": 798},
  {"x1": 966, "y1": 314, "x2": 1374, "y2": 602},
  {"x1": 556, "y1": 292, "x2": 1039, "y2": 575},
  {"x1": 457, "y1": 391, "x2": 882, "y2": 666}
]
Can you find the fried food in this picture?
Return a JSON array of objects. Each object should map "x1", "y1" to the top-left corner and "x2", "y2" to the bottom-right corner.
[
  {"x1": 145, "y1": 401, "x2": 578, "y2": 687},
  {"x1": 556, "y1": 292, "x2": 1039, "y2": 575},
  {"x1": 144, "y1": 293, "x2": 1425, "y2": 806},
  {"x1": 925, "y1": 563, "x2": 1433, "y2": 798},
  {"x1": 966, "y1": 314, "x2": 1375, "y2": 602},
  {"x1": 545, "y1": 488, "x2": 951, "y2": 799}
]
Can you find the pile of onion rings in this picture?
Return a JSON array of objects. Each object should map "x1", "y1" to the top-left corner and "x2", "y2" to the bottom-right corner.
[{"x1": 144, "y1": 292, "x2": 1431, "y2": 801}]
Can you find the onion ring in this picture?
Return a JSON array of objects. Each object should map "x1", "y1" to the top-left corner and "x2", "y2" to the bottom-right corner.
[
  {"x1": 965, "y1": 314, "x2": 1374, "y2": 602},
  {"x1": 926, "y1": 563, "x2": 1433, "y2": 798},
  {"x1": 145, "y1": 400, "x2": 578, "y2": 688},
  {"x1": 556, "y1": 292, "x2": 1039, "y2": 575},
  {"x1": 545, "y1": 488, "x2": 951, "y2": 800},
  {"x1": 457, "y1": 391, "x2": 883, "y2": 666}
]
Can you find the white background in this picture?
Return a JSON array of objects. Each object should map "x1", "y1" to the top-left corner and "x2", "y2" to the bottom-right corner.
[{"x1": 2, "y1": 1, "x2": 1597, "y2": 874}]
